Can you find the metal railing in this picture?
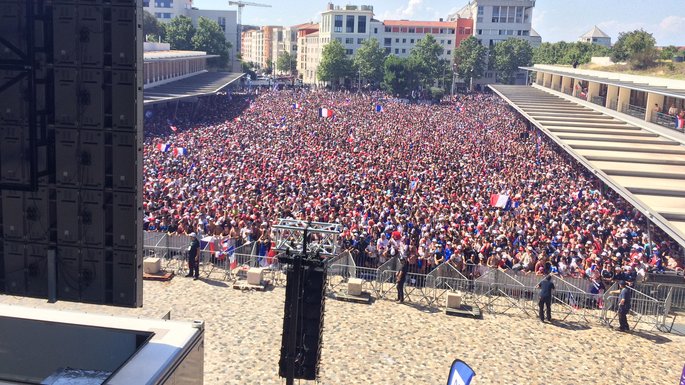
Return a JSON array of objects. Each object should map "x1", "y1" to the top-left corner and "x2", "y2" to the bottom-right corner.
[
  {"x1": 144, "y1": 232, "x2": 677, "y2": 332},
  {"x1": 623, "y1": 103, "x2": 646, "y2": 119},
  {"x1": 591, "y1": 95, "x2": 606, "y2": 107},
  {"x1": 652, "y1": 111, "x2": 684, "y2": 132}
]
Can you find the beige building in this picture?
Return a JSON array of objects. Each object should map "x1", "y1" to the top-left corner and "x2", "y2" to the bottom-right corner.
[
  {"x1": 579, "y1": 26, "x2": 612, "y2": 48},
  {"x1": 240, "y1": 26, "x2": 280, "y2": 70}
]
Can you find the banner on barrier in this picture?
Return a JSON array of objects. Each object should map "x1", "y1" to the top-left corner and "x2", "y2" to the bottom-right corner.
[{"x1": 447, "y1": 359, "x2": 475, "y2": 385}]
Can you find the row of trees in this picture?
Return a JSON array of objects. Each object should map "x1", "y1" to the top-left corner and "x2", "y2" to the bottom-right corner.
[
  {"x1": 534, "y1": 29, "x2": 682, "y2": 70},
  {"x1": 315, "y1": 34, "x2": 534, "y2": 97},
  {"x1": 143, "y1": 11, "x2": 232, "y2": 68}
]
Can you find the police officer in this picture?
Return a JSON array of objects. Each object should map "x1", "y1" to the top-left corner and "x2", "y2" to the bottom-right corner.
[
  {"x1": 186, "y1": 232, "x2": 200, "y2": 280},
  {"x1": 396, "y1": 257, "x2": 409, "y2": 303}
]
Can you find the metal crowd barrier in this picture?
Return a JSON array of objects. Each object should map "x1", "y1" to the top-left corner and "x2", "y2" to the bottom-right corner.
[{"x1": 143, "y1": 232, "x2": 675, "y2": 332}]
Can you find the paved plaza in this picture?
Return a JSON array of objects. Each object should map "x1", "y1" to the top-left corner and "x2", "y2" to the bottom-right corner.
[{"x1": 2, "y1": 277, "x2": 683, "y2": 385}]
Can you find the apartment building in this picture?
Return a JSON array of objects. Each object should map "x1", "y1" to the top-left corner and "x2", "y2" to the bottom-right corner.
[
  {"x1": 579, "y1": 26, "x2": 612, "y2": 48},
  {"x1": 380, "y1": 19, "x2": 473, "y2": 60},
  {"x1": 144, "y1": 1, "x2": 238, "y2": 69},
  {"x1": 296, "y1": 24, "x2": 320, "y2": 84}
]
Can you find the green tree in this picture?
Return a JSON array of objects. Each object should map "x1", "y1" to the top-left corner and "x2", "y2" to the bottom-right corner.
[
  {"x1": 382, "y1": 55, "x2": 420, "y2": 97},
  {"x1": 192, "y1": 17, "x2": 231, "y2": 68},
  {"x1": 453, "y1": 36, "x2": 487, "y2": 89},
  {"x1": 317, "y1": 40, "x2": 353, "y2": 87},
  {"x1": 611, "y1": 29, "x2": 657, "y2": 69},
  {"x1": 353, "y1": 38, "x2": 387, "y2": 86},
  {"x1": 660, "y1": 45, "x2": 680, "y2": 60},
  {"x1": 492, "y1": 38, "x2": 533, "y2": 84},
  {"x1": 163, "y1": 15, "x2": 195, "y2": 51},
  {"x1": 409, "y1": 34, "x2": 446, "y2": 88},
  {"x1": 276, "y1": 51, "x2": 295, "y2": 74},
  {"x1": 143, "y1": 10, "x2": 164, "y2": 41}
]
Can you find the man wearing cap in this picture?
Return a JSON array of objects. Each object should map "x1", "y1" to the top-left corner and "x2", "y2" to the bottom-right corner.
[
  {"x1": 612, "y1": 281, "x2": 632, "y2": 331},
  {"x1": 186, "y1": 232, "x2": 200, "y2": 280}
]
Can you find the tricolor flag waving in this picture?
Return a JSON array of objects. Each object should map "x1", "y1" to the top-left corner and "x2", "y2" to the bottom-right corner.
[
  {"x1": 292, "y1": 102, "x2": 300, "y2": 109},
  {"x1": 676, "y1": 116, "x2": 685, "y2": 130},
  {"x1": 319, "y1": 107, "x2": 333, "y2": 118},
  {"x1": 157, "y1": 143, "x2": 170, "y2": 152},
  {"x1": 173, "y1": 147, "x2": 188, "y2": 156},
  {"x1": 490, "y1": 193, "x2": 509, "y2": 208},
  {"x1": 375, "y1": 104, "x2": 384, "y2": 113}
]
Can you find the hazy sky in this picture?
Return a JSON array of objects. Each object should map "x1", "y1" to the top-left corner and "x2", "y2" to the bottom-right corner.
[{"x1": 191, "y1": 0, "x2": 684, "y2": 46}]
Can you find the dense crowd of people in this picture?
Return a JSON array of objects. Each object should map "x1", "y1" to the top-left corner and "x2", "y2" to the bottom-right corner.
[{"x1": 143, "y1": 89, "x2": 684, "y2": 288}]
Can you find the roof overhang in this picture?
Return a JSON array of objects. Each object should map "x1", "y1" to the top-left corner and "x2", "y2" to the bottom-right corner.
[
  {"x1": 144, "y1": 72, "x2": 245, "y2": 105},
  {"x1": 521, "y1": 66, "x2": 685, "y2": 100},
  {"x1": 489, "y1": 84, "x2": 685, "y2": 248}
]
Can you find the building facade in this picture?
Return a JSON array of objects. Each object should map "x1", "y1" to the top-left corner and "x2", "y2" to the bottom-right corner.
[
  {"x1": 579, "y1": 26, "x2": 612, "y2": 48},
  {"x1": 143, "y1": 42, "x2": 216, "y2": 89},
  {"x1": 144, "y1": 1, "x2": 238, "y2": 69},
  {"x1": 381, "y1": 19, "x2": 473, "y2": 60}
]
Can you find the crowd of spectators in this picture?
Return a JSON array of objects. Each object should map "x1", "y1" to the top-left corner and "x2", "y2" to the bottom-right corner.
[{"x1": 143, "y1": 89, "x2": 684, "y2": 287}]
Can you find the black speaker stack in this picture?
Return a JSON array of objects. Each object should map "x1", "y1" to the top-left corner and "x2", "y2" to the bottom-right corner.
[{"x1": 278, "y1": 253, "x2": 327, "y2": 383}]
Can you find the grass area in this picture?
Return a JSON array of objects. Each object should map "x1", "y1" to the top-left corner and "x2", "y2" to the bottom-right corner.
[{"x1": 583, "y1": 61, "x2": 685, "y2": 80}]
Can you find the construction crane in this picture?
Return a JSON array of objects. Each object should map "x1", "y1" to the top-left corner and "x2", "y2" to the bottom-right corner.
[{"x1": 229, "y1": 1, "x2": 272, "y2": 60}]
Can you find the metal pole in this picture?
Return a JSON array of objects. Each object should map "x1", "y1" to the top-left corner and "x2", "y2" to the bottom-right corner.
[{"x1": 47, "y1": 249, "x2": 56, "y2": 303}]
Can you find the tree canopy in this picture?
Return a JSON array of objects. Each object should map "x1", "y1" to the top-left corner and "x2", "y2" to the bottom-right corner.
[
  {"x1": 191, "y1": 17, "x2": 231, "y2": 67},
  {"x1": 533, "y1": 41, "x2": 610, "y2": 65},
  {"x1": 453, "y1": 36, "x2": 487, "y2": 89},
  {"x1": 353, "y1": 38, "x2": 387, "y2": 86},
  {"x1": 611, "y1": 29, "x2": 657, "y2": 69},
  {"x1": 276, "y1": 51, "x2": 295, "y2": 74},
  {"x1": 143, "y1": 10, "x2": 164, "y2": 41},
  {"x1": 317, "y1": 40, "x2": 353, "y2": 86},
  {"x1": 163, "y1": 16, "x2": 195, "y2": 51},
  {"x1": 492, "y1": 38, "x2": 533, "y2": 84},
  {"x1": 382, "y1": 55, "x2": 420, "y2": 97},
  {"x1": 409, "y1": 34, "x2": 446, "y2": 88}
]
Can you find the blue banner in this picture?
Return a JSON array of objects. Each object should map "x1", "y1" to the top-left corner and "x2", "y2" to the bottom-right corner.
[{"x1": 447, "y1": 359, "x2": 475, "y2": 385}]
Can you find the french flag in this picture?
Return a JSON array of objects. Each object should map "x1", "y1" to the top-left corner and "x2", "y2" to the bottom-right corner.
[
  {"x1": 375, "y1": 104, "x2": 384, "y2": 112},
  {"x1": 571, "y1": 189, "x2": 583, "y2": 200},
  {"x1": 157, "y1": 143, "x2": 170, "y2": 152},
  {"x1": 676, "y1": 116, "x2": 685, "y2": 130},
  {"x1": 319, "y1": 108, "x2": 333, "y2": 118},
  {"x1": 173, "y1": 147, "x2": 188, "y2": 156},
  {"x1": 489, "y1": 194, "x2": 509, "y2": 208},
  {"x1": 292, "y1": 103, "x2": 300, "y2": 109},
  {"x1": 221, "y1": 239, "x2": 237, "y2": 269}
]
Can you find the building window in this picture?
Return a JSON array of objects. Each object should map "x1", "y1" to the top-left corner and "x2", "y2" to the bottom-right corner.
[
  {"x1": 346, "y1": 49, "x2": 353, "y2": 55},
  {"x1": 345, "y1": 37, "x2": 353, "y2": 44},
  {"x1": 155, "y1": 0, "x2": 172, "y2": 8},
  {"x1": 401, "y1": 49, "x2": 406, "y2": 53},
  {"x1": 477, "y1": 29, "x2": 482, "y2": 35},
  {"x1": 465, "y1": 28, "x2": 471, "y2": 34},
  {"x1": 385, "y1": 26, "x2": 391, "y2": 32},
  {"x1": 385, "y1": 47, "x2": 391, "y2": 54},
  {"x1": 447, "y1": 50, "x2": 451, "y2": 55},
  {"x1": 439, "y1": 29, "x2": 445, "y2": 34},
  {"x1": 515, "y1": 6, "x2": 524, "y2": 23},
  {"x1": 477, "y1": 16, "x2": 483, "y2": 23},
  {"x1": 346, "y1": 15, "x2": 355, "y2": 33},
  {"x1": 395, "y1": 38, "x2": 399, "y2": 43},
  {"x1": 334, "y1": 15, "x2": 343, "y2": 32},
  {"x1": 448, "y1": 29, "x2": 455, "y2": 34},
  {"x1": 440, "y1": 39, "x2": 445, "y2": 44},
  {"x1": 408, "y1": 27, "x2": 415, "y2": 33},
  {"x1": 402, "y1": 38, "x2": 406, "y2": 43},
  {"x1": 447, "y1": 40, "x2": 452, "y2": 45},
  {"x1": 357, "y1": 38, "x2": 364, "y2": 44},
  {"x1": 410, "y1": 39, "x2": 414, "y2": 43},
  {"x1": 477, "y1": 5, "x2": 484, "y2": 15},
  {"x1": 374, "y1": 27, "x2": 378, "y2": 34},
  {"x1": 358, "y1": 15, "x2": 366, "y2": 33},
  {"x1": 395, "y1": 48, "x2": 399, "y2": 54},
  {"x1": 492, "y1": 6, "x2": 500, "y2": 23},
  {"x1": 384, "y1": 38, "x2": 391, "y2": 46}
]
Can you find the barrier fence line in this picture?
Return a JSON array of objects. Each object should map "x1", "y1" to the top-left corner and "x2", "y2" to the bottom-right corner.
[{"x1": 143, "y1": 232, "x2": 676, "y2": 332}]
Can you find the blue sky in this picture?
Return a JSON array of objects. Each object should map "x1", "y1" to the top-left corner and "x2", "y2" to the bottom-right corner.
[{"x1": 192, "y1": 0, "x2": 684, "y2": 46}]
